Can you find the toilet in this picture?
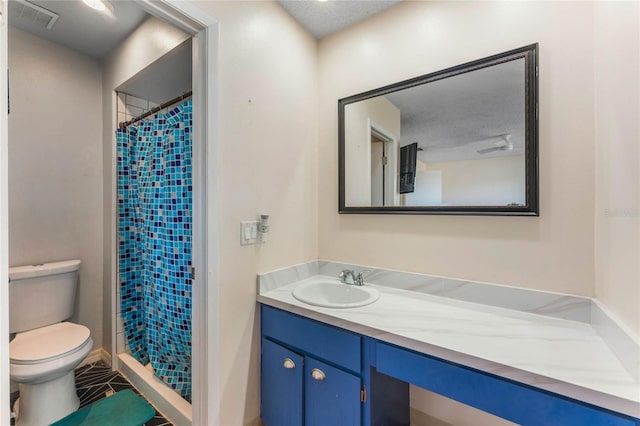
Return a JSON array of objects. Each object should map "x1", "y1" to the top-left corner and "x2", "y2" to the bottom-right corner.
[{"x1": 9, "y1": 260, "x2": 93, "y2": 426}]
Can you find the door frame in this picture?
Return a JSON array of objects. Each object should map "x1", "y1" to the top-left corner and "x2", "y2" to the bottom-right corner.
[
  {"x1": 0, "y1": 1, "x2": 10, "y2": 424},
  {"x1": 119, "y1": 2, "x2": 220, "y2": 425},
  {"x1": 367, "y1": 119, "x2": 399, "y2": 207},
  {"x1": 0, "y1": 1, "x2": 221, "y2": 425}
]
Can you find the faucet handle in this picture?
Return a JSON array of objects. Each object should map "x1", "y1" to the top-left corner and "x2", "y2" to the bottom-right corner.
[{"x1": 355, "y1": 269, "x2": 373, "y2": 286}]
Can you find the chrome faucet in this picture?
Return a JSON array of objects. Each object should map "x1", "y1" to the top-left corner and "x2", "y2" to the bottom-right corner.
[
  {"x1": 338, "y1": 269, "x2": 371, "y2": 286},
  {"x1": 338, "y1": 269, "x2": 356, "y2": 285}
]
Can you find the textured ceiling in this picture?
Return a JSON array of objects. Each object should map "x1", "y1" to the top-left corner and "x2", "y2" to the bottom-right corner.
[
  {"x1": 8, "y1": 0, "x2": 148, "y2": 59},
  {"x1": 384, "y1": 58, "x2": 526, "y2": 163},
  {"x1": 8, "y1": 0, "x2": 191, "y2": 107},
  {"x1": 10, "y1": 0, "x2": 402, "y2": 57},
  {"x1": 277, "y1": 0, "x2": 402, "y2": 39}
]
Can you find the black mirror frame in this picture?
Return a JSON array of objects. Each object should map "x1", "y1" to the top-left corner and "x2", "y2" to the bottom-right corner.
[{"x1": 338, "y1": 44, "x2": 539, "y2": 216}]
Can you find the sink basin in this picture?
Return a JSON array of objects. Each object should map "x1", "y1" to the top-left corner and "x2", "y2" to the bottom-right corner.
[{"x1": 292, "y1": 278, "x2": 380, "y2": 308}]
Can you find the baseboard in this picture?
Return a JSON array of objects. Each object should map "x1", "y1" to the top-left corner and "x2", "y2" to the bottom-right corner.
[
  {"x1": 100, "y1": 348, "x2": 112, "y2": 367},
  {"x1": 79, "y1": 347, "x2": 112, "y2": 368}
]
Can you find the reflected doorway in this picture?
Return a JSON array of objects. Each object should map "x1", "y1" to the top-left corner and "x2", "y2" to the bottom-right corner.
[{"x1": 370, "y1": 126, "x2": 397, "y2": 207}]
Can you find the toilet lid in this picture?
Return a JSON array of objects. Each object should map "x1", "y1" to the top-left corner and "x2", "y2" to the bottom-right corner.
[{"x1": 10, "y1": 322, "x2": 91, "y2": 364}]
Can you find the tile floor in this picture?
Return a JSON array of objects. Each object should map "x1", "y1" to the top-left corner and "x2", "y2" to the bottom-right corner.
[{"x1": 11, "y1": 361, "x2": 172, "y2": 426}]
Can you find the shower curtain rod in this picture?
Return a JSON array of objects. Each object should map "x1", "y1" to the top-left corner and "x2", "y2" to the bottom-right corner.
[{"x1": 118, "y1": 91, "x2": 192, "y2": 129}]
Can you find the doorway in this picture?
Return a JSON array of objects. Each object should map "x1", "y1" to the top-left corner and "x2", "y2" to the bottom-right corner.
[
  {"x1": 0, "y1": 2, "x2": 219, "y2": 424},
  {"x1": 369, "y1": 122, "x2": 398, "y2": 207},
  {"x1": 106, "y1": 3, "x2": 218, "y2": 424}
]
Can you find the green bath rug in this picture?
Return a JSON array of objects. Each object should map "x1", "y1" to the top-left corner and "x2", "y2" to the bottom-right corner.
[{"x1": 51, "y1": 389, "x2": 155, "y2": 426}]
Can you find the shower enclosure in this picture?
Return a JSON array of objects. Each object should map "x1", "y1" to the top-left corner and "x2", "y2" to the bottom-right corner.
[{"x1": 117, "y1": 95, "x2": 193, "y2": 403}]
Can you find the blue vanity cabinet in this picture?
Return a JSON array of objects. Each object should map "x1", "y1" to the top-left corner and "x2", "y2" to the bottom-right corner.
[
  {"x1": 305, "y1": 357, "x2": 362, "y2": 426},
  {"x1": 261, "y1": 303, "x2": 640, "y2": 426},
  {"x1": 261, "y1": 338, "x2": 304, "y2": 426},
  {"x1": 261, "y1": 305, "x2": 363, "y2": 426}
]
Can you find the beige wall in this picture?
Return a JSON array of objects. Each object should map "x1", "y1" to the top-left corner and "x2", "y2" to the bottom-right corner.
[
  {"x1": 410, "y1": 392, "x2": 516, "y2": 426},
  {"x1": 344, "y1": 96, "x2": 400, "y2": 205},
  {"x1": 191, "y1": 2, "x2": 319, "y2": 424},
  {"x1": 319, "y1": 0, "x2": 595, "y2": 296},
  {"x1": 7, "y1": 28, "x2": 104, "y2": 345},
  {"x1": 318, "y1": 2, "x2": 597, "y2": 424},
  {"x1": 423, "y1": 155, "x2": 526, "y2": 206},
  {"x1": 594, "y1": 2, "x2": 640, "y2": 335},
  {"x1": 102, "y1": 16, "x2": 190, "y2": 356},
  {"x1": 101, "y1": 7, "x2": 318, "y2": 424}
]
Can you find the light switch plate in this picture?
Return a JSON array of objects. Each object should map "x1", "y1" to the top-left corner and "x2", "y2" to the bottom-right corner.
[{"x1": 240, "y1": 221, "x2": 258, "y2": 245}]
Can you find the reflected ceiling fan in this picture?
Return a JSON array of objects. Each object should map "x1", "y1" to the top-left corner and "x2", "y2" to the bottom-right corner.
[{"x1": 476, "y1": 134, "x2": 513, "y2": 154}]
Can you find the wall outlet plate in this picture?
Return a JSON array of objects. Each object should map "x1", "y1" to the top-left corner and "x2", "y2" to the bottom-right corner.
[{"x1": 240, "y1": 221, "x2": 258, "y2": 245}]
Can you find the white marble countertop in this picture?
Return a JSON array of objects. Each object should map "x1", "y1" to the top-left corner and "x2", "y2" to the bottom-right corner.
[{"x1": 258, "y1": 273, "x2": 640, "y2": 418}]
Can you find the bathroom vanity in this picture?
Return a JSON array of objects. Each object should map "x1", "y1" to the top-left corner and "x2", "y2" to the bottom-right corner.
[
  {"x1": 258, "y1": 262, "x2": 640, "y2": 426},
  {"x1": 261, "y1": 306, "x2": 364, "y2": 426}
]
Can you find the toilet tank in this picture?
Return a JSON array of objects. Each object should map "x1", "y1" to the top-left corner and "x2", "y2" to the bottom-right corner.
[{"x1": 9, "y1": 259, "x2": 82, "y2": 334}]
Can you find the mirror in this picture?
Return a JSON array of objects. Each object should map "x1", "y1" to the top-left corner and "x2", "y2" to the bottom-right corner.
[{"x1": 339, "y1": 44, "x2": 538, "y2": 216}]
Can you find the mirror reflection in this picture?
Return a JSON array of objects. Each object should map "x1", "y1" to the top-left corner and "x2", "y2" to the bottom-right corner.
[{"x1": 339, "y1": 45, "x2": 538, "y2": 215}]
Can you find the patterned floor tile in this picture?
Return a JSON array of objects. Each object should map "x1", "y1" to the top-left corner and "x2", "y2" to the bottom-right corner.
[{"x1": 10, "y1": 361, "x2": 173, "y2": 426}]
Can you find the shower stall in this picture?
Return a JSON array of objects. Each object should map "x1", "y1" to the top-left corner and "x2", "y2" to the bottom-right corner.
[{"x1": 115, "y1": 90, "x2": 194, "y2": 422}]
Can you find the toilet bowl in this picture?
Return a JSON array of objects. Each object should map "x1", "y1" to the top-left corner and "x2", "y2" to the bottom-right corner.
[
  {"x1": 8, "y1": 260, "x2": 92, "y2": 426},
  {"x1": 10, "y1": 322, "x2": 93, "y2": 426}
]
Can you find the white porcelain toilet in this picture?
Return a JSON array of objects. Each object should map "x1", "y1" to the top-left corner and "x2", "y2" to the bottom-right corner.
[{"x1": 9, "y1": 260, "x2": 93, "y2": 426}]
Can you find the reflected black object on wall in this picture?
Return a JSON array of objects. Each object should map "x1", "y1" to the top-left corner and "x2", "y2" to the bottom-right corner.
[{"x1": 399, "y1": 142, "x2": 418, "y2": 194}]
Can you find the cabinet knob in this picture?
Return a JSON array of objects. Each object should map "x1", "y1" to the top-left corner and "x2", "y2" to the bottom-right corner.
[
  {"x1": 283, "y1": 358, "x2": 296, "y2": 369},
  {"x1": 311, "y1": 368, "x2": 326, "y2": 381}
]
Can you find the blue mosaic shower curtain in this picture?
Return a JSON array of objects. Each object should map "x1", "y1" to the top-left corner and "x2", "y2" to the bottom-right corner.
[{"x1": 117, "y1": 100, "x2": 192, "y2": 402}]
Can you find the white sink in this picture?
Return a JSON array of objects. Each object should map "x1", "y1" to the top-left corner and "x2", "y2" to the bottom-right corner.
[{"x1": 292, "y1": 278, "x2": 380, "y2": 308}]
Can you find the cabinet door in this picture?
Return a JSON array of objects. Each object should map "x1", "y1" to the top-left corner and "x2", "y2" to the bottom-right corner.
[
  {"x1": 261, "y1": 338, "x2": 304, "y2": 426},
  {"x1": 305, "y1": 357, "x2": 361, "y2": 426}
]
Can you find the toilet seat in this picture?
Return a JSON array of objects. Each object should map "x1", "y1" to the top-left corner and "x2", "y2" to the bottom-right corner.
[
  {"x1": 10, "y1": 323, "x2": 93, "y2": 385},
  {"x1": 10, "y1": 322, "x2": 91, "y2": 364}
]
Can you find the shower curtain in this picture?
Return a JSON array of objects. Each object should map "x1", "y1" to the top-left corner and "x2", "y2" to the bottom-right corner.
[{"x1": 117, "y1": 100, "x2": 193, "y2": 402}]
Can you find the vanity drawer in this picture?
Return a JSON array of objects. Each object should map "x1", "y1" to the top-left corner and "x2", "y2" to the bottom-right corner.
[
  {"x1": 261, "y1": 305, "x2": 361, "y2": 372},
  {"x1": 376, "y1": 342, "x2": 637, "y2": 426}
]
